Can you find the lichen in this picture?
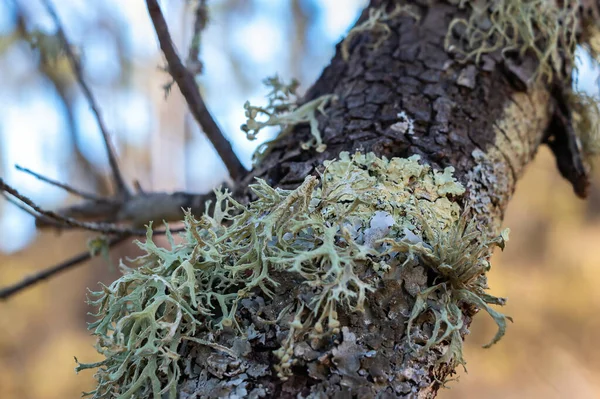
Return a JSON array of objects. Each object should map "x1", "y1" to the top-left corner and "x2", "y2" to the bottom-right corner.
[
  {"x1": 567, "y1": 89, "x2": 600, "y2": 168},
  {"x1": 390, "y1": 111, "x2": 415, "y2": 135},
  {"x1": 445, "y1": 0, "x2": 592, "y2": 84},
  {"x1": 341, "y1": 3, "x2": 420, "y2": 61},
  {"x1": 241, "y1": 75, "x2": 336, "y2": 165},
  {"x1": 384, "y1": 207, "x2": 510, "y2": 368},
  {"x1": 78, "y1": 152, "x2": 509, "y2": 396}
]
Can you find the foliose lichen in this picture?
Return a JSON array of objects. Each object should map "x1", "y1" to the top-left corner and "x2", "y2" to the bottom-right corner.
[{"x1": 77, "y1": 152, "x2": 510, "y2": 397}]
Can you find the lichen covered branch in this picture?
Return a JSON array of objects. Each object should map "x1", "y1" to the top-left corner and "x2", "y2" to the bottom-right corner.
[{"x1": 78, "y1": 152, "x2": 510, "y2": 398}]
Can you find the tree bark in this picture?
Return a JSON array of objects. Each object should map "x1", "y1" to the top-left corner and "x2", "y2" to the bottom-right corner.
[{"x1": 178, "y1": 0, "x2": 589, "y2": 397}]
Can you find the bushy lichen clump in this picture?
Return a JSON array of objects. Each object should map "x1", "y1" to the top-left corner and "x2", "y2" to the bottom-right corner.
[
  {"x1": 445, "y1": 0, "x2": 583, "y2": 83},
  {"x1": 78, "y1": 152, "x2": 510, "y2": 397},
  {"x1": 446, "y1": 0, "x2": 600, "y2": 166}
]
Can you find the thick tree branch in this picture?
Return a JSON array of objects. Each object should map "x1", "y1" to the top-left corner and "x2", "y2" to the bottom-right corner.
[
  {"x1": 169, "y1": 1, "x2": 600, "y2": 397},
  {"x1": 145, "y1": 0, "x2": 247, "y2": 182}
]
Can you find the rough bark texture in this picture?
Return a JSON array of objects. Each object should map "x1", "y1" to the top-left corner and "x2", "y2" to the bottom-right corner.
[
  {"x1": 178, "y1": 1, "x2": 584, "y2": 397},
  {"x1": 244, "y1": 1, "x2": 562, "y2": 229}
]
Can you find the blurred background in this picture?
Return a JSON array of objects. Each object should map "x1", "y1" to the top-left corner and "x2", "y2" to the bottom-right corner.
[{"x1": 0, "y1": 0, "x2": 599, "y2": 398}]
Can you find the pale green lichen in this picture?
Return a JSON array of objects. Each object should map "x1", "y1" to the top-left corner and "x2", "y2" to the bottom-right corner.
[
  {"x1": 447, "y1": 0, "x2": 600, "y2": 166},
  {"x1": 78, "y1": 152, "x2": 509, "y2": 396},
  {"x1": 341, "y1": 3, "x2": 420, "y2": 61},
  {"x1": 241, "y1": 75, "x2": 336, "y2": 164},
  {"x1": 445, "y1": 0, "x2": 583, "y2": 84},
  {"x1": 384, "y1": 207, "x2": 510, "y2": 368}
]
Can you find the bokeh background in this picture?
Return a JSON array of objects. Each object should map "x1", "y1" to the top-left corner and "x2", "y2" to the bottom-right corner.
[{"x1": 1, "y1": 1, "x2": 599, "y2": 398}]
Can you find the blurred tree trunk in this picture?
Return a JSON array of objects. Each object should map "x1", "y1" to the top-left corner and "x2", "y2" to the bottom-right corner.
[{"x1": 178, "y1": 0, "x2": 582, "y2": 397}]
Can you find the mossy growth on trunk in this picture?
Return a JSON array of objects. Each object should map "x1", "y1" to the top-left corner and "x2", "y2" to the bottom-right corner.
[
  {"x1": 342, "y1": 0, "x2": 600, "y2": 167},
  {"x1": 77, "y1": 152, "x2": 509, "y2": 398},
  {"x1": 444, "y1": 0, "x2": 600, "y2": 165}
]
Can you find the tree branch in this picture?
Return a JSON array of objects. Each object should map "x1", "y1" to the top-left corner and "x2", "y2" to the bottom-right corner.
[
  {"x1": 145, "y1": 0, "x2": 247, "y2": 182},
  {"x1": 0, "y1": 178, "x2": 146, "y2": 235},
  {"x1": 186, "y1": 0, "x2": 207, "y2": 76},
  {"x1": 38, "y1": 0, "x2": 131, "y2": 198},
  {"x1": 0, "y1": 235, "x2": 129, "y2": 300},
  {"x1": 16, "y1": 164, "x2": 113, "y2": 203},
  {"x1": 1, "y1": 192, "x2": 64, "y2": 228}
]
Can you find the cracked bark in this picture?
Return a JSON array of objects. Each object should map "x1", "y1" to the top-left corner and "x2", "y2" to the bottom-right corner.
[{"x1": 178, "y1": 1, "x2": 588, "y2": 397}]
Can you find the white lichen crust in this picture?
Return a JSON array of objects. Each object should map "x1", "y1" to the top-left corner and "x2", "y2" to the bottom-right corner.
[{"x1": 78, "y1": 152, "x2": 510, "y2": 398}]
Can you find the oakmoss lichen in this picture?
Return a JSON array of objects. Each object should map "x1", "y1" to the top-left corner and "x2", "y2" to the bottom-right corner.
[
  {"x1": 445, "y1": 0, "x2": 583, "y2": 83},
  {"x1": 241, "y1": 75, "x2": 336, "y2": 165},
  {"x1": 447, "y1": 0, "x2": 600, "y2": 172},
  {"x1": 78, "y1": 152, "x2": 509, "y2": 397}
]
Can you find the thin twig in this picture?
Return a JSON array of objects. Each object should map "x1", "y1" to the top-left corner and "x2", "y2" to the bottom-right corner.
[
  {"x1": 145, "y1": 0, "x2": 246, "y2": 181},
  {"x1": 38, "y1": 0, "x2": 131, "y2": 197},
  {"x1": 11, "y1": 163, "x2": 217, "y2": 232},
  {"x1": 186, "y1": 0, "x2": 207, "y2": 76},
  {"x1": 1, "y1": 192, "x2": 64, "y2": 228},
  {"x1": 0, "y1": 235, "x2": 129, "y2": 300},
  {"x1": 0, "y1": 178, "x2": 145, "y2": 235},
  {"x1": 15, "y1": 165, "x2": 113, "y2": 203},
  {"x1": 1, "y1": 177, "x2": 192, "y2": 236},
  {"x1": 133, "y1": 180, "x2": 145, "y2": 194}
]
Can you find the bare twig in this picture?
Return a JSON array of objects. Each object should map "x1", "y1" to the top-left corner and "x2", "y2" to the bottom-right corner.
[
  {"x1": 133, "y1": 180, "x2": 145, "y2": 194},
  {"x1": 38, "y1": 0, "x2": 131, "y2": 198},
  {"x1": 16, "y1": 165, "x2": 113, "y2": 203},
  {"x1": 34, "y1": 200, "x2": 121, "y2": 229},
  {"x1": 2, "y1": 174, "x2": 213, "y2": 234},
  {"x1": 12, "y1": 161, "x2": 218, "y2": 233},
  {"x1": 0, "y1": 235, "x2": 129, "y2": 300},
  {"x1": 145, "y1": 0, "x2": 246, "y2": 181},
  {"x1": 186, "y1": 0, "x2": 208, "y2": 76},
  {"x1": 1, "y1": 192, "x2": 64, "y2": 228},
  {"x1": 0, "y1": 178, "x2": 146, "y2": 235}
]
